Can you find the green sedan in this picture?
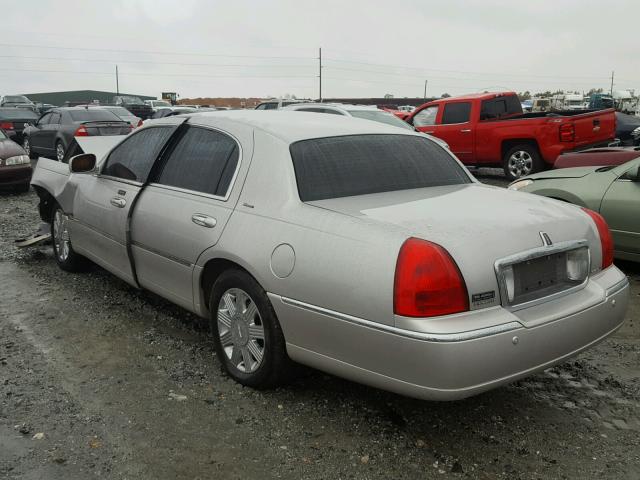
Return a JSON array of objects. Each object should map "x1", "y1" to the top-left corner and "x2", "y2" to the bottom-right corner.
[{"x1": 509, "y1": 158, "x2": 640, "y2": 262}]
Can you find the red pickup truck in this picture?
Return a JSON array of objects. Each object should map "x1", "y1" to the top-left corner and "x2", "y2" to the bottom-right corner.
[{"x1": 405, "y1": 92, "x2": 616, "y2": 180}]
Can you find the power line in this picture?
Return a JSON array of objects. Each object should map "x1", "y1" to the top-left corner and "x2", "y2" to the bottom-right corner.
[
  {"x1": 0, "y1": 43, "x2": 313, "y2": 60},
  {"x1": 0, "y1": 55, "x2": 315, "y2": 69},
  {"x1": 324, "y1": 57, "x2": 614, "y2": 81},
  {"x1": 0, "y1": 67, "x2": 317, "y2": 79}
]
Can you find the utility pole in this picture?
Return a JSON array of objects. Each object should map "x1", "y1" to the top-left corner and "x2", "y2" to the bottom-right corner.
[
  {"x1": 610, "y1": 70, "x2": 614, "y2": 97},
  {"x1": 318, "y1": 47, "x2": 322, "y2": 103},
  {"x1": 116, "y1": 65, "x2": 120, "y2": 95},
  {"x1": 423, "y1": 79, "x2": 428, "y2": 100}
]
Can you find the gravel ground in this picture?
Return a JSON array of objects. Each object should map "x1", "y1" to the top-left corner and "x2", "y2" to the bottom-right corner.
[{"x1": 0, "y1": 169, "x2": 639, "y2": 479}]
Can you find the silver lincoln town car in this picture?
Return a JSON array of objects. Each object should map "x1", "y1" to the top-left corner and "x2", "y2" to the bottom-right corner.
[{"x1": 31, "y1": 111, "x2": 630, "y2": 400}]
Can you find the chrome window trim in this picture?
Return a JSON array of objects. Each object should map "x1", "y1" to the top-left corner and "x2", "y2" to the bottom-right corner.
[
  {"x1": 279, "y1": 296, "x2": 522, "y2": 343},
  {"x1": 494, "y1": 239, "x2": 590, "y2": 312},
  {"x1": 95, "y1": 174, "x2": 143, "y2": 187},
  {"x1": 154, "y1": 122, "x2": 243, "y2": 202}
]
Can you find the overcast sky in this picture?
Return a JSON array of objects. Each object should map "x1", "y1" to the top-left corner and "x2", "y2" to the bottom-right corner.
[{"x1": 1, "y1": 0, "x2": 638, "y2": 100}]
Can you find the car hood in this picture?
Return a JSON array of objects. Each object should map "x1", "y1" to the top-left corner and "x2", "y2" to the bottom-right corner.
[
  {"x1": 309, "y1": 183, "x2": 600, "y2": 307},
  {"x1": 523, "y1": 166, "x2": 599, "y2": 180},
  {"x1": 0, "y1": 139, "x2": 26, "y2": 159}
]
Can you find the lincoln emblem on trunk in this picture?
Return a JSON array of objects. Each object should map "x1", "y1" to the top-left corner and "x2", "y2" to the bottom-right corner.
[{"x1": 540, "y1": 232, "x2": 553, "y2": 246}]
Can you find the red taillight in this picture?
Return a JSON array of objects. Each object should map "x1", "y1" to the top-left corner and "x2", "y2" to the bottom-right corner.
[
  {"x1": 582, "y1": 208, "x2": 614, "y2": 269},
  {"x1": 137, "y1": 119, "x2": 143, "y2": 127},
  {"x1": 394, "y1": 238, "x2": 469, "y2": 317},
  {"x1": 559, "y1": 123, "x2": 575, "y2": 142},
  {"x1": 74, "y1": 126, "x2": 89, "y2": 137},
  {"x1": 0, "y1": 122, "x2": 14, "y2": 130}
]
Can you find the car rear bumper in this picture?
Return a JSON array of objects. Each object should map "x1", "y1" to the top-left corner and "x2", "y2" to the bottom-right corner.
[
  {"x1": 270, "y1": 266, "x2": 629, "y2": 401},
  {"x1": 0, "y1": 164, "x2": 32, "y2": 186}
]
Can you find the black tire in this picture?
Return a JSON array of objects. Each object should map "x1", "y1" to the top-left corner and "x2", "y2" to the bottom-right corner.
[
  {"x1": 23, "y1": 137, "x2": 37, "y2": 160},
  {"x1": 51, "y1": 204, "x2": 89, "y2": 272},
  {"x1": 55, "y1": 140, "x2": 65, "y2": 162},
  {"x1": 209, "y1": 269, "x2": 294, "y2": 389},
  {"x1": 502, "y1": 144, "x2": 544, "y2": 181}
]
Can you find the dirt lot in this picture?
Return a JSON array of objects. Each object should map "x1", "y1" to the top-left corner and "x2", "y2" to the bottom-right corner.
[{"x1": 1, "y1": 171, "x2": 639, "y2": 479}]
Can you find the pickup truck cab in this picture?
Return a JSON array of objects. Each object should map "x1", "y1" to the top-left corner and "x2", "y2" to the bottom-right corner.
[{"x1": 406, "y1": 92, "x2": 616, "y2": 180}]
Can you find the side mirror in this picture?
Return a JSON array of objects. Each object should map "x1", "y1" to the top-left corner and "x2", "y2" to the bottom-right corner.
[
  {"x1": 622, "y1": 165, "x2": 640, "y2": 182},
  {"x1": 69, "y1": 153, "x2": 97, "y2": 173}
]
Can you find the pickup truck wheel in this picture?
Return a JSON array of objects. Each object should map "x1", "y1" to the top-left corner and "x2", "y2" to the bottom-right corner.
[
  {"x1": 23, "y1": 137, "x2": 37, "y2": 160},
  {"x1": 51, "y1": 205, "x2": 89, "y2": 272},
  {"x1": 503, "y1": 145, "x2": 543, "y2": 181},
  {"x1": 209, "y1": 269, "x2": 294, "y2": 389}
]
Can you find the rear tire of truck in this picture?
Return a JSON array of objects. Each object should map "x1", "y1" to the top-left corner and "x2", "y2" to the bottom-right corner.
[
  {"x1": 51, "y1": 204, "x2": 90, "y2": 272},
  {"x1": 503, "y1": 144, "x2": 544, "y2": 181}
]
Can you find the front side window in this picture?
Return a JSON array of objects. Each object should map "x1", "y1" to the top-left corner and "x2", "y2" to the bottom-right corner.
[
  {"x1": 49, "y1": 112, "x2": 61, "y2": 124},
  {"x1": 37, "y1": 113, "x2": 52, "y2": 125},
  {"x1": 441, "y1": 102, "x2": 471, "y2": 124},
  {"x1": 102, "y1": 127, "x2": 174, "y2": 182},
  {"x1": 156, "y1": 126, "x2": 239, "y2": 197},
  {"x1": 290, "y1": 134, "x2": 470, "y2": 201},
  {"x1": 413, "y1": 106, "x2": 439, "y2": 127}
]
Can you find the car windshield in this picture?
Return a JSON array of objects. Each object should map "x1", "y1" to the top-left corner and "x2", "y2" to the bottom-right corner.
[
  {"x1": 4, "y1": 96, "x2": 30, "y2": 103},
  {"x1": 290, "y1": 134, "x2": 471, "y2": 201},
  {"x1": 347, "y1": 110, "x2": 413, "y2": 130},
  {"x1": 0, "y1": 108, "x2": 38, "y2": 119},
  {"x1": 68, "y1": 109, "x2": 121, "y2": 122}
]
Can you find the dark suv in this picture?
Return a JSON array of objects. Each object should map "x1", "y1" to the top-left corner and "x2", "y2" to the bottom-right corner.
[
  {"x1": 112, "y1": 96, "x2": 153, "y2": 120},
  {"x1": 23, "y1": 107, "x2": 131, "y2": 161}
]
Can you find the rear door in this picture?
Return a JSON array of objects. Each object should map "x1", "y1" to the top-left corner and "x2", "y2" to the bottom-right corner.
[
  {"x1": 130, "y1": 124, "x2": 246, "y2": 310},
  {"x1": 68, "y1": 125, "x2": 177, "y2": 285},
  {"x1": 600, "y1": 161, "x2": 640, "y2": 256}
]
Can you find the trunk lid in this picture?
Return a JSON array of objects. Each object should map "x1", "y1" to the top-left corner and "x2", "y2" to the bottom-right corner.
[
  {"x1": 309, "y1": 183, "x2": 600, "y2": 310},
  {"x1": 81, "y1": 121, "x2": 131, "y2": 136},
  {"x1": 567, "y1": 108, "x2": 616, "y2": 147}
]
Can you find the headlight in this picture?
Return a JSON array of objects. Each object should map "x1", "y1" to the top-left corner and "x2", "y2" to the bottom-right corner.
[
  {"x1": 508, "y1": 179, "x2": 533, "y2": 191},
  {"x1": 4, "y1": 155, "x2": 30, "y2": 166}
]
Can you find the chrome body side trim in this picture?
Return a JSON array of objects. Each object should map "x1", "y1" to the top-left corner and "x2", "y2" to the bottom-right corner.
[{"x1": 279, "y1": 296, "x2": 522, "y2": 343}]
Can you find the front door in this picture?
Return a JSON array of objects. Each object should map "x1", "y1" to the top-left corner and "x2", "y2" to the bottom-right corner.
[
  {"x1": 131, "y1": 124, "x2": 249, "y2": 310},
  {"x1": 428, "y1": 101, "x2": 474, "y2": 162},
  {"x1": 29, "y1": 112, "x2": 52, "y2": 152},
  {"x1": 600, "y1": 162, "x2": 640, "y2": 256},
  {"x1": 68, "y1": 125, "x2": 177, "y2": 285}
]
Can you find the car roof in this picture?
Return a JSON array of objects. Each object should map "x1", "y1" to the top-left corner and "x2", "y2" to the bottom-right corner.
[
  {"x1": 430, "y1": 91, "x2": 518, "y2": 102},
  {"x1": 182, "y1": 110, "x2": 419, "y2": 143}
]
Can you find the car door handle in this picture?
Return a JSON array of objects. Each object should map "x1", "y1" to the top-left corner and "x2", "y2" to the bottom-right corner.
[
  {"x1": 460, "y1": 129, "x2": 471, "y2": 133},
  {"x1": 110, "y1": 197, "x2": 126, "y2": 208},
  {"x1": 191, "y1": 214, "x2": 217, "y2": 228}
]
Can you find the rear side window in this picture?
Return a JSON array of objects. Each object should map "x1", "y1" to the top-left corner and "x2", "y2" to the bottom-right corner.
[
  {"x1": 290, "y1": 134, "x2": 470, "y2": 201},
  {"x1": 441, "y1": 102, "x2": 471, "y2": 124},
  {"x1": 156, "y1": 126, "x2": 239, "y2": 197},
  {"x1": 480, "y1": 96, "x2": 522, "y2": 120},
  {"x1": 68, "y1": 109, "x2": 120, "y2": 122},
  {"x1": 102, "y1": 127, "x2": 174, "y2": 182}
]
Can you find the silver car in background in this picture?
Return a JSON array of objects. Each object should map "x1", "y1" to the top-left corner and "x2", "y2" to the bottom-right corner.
[{"x1": 31, "y1": 111, "x2": 629, "y2": 400}]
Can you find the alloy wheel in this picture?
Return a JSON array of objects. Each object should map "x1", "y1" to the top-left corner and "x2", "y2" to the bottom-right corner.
[
  {"x1": 217, "y1": 288, "x2": 265, "y2": 373},
  {"x1": 508, "y1": 150, "x2": 533, "y2": 178},
  {"x1": 56, "y1": 143, "x2": 65, "y2": 162},
  {"x1": 53, "y1": 209, "x2": 70, "y2": 262}
]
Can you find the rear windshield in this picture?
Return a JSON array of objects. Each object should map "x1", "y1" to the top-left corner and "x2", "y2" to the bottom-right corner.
[
  {"x1": 347, "y1": 110, "x2": 413, "y2": 130},
  {"x1": 3, "y1": 96, "x2": 29, "y2": 103},
  {"x1": 290, "y1": 134, "x2": 471, "y2": 201},
  {"x1": 68, "y1": 109, "x2": 121, "y2": 122},
  {"x1": 103, "y1": 107, "x2": 133, "y2": 116},
  {"x1": 0, "y1": 108, "x2": 38, "y2": 119}
]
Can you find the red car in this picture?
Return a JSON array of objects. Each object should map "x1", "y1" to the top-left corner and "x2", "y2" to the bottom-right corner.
[
  {"x1": 554, "y1": 147, "x2": 640, "y2": 169},
  {"x1": 405, "y1": 92, "x2": 616, "y2": 180}
]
